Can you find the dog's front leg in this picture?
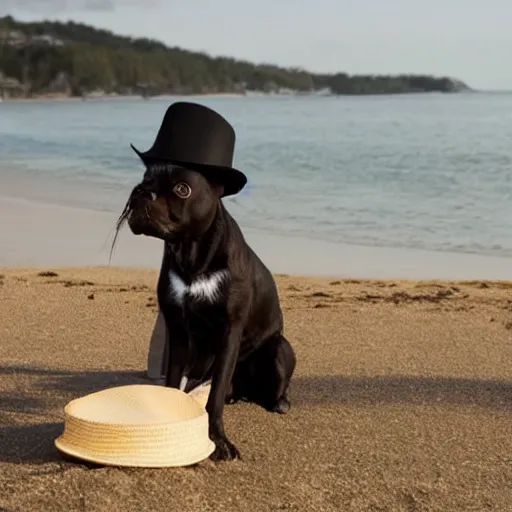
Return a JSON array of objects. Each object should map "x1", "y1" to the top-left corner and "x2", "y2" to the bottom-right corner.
[{"x1": 206, "y1": 322, "x2": 244, "y2": 462}]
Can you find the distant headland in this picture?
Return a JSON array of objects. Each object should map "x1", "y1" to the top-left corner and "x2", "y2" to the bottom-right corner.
[{"x1": 0, "y1": 15, "x2": 471, "y2": 100}]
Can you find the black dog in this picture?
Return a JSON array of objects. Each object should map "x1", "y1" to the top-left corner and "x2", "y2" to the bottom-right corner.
[{"x1": 114, "y1": 102, "x2": 296, "y2": 461}]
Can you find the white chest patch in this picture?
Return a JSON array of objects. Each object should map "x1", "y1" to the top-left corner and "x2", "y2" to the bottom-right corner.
[{"x1": 168, "y1": 269, "x2": 229, "y2": 306}]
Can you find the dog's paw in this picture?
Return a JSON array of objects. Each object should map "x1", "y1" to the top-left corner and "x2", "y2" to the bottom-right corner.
[
  {"x1": 271, "y1": 396, "x2": 291, "y2": 414},
  {"x1": 209, "y1": 436, "x2": 241, "y2": 462}
]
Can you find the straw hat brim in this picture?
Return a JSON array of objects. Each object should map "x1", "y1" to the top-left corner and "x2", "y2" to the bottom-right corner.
[
  {"x1": 54, "y1": 435, "x2": 215, "y2": 468},
  {"x1": 54, "y1": 384, "x2": 215, "y2": 468}
]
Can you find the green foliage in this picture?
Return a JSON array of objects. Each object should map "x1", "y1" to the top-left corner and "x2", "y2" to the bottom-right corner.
[{"x1": 0, "y1": 16, "x2": 470, "y2": 97}]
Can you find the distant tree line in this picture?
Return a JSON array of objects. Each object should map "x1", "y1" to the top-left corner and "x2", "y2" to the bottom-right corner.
[{"x1": 0, "y1": 15, "x2": 470, "y2": 97}]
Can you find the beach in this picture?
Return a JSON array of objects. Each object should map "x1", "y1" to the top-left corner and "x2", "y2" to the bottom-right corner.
[
  {"x1": 2, "y1": 92, "x2": 512, "y2": 511},
  {"x1": 1, "y1": 197, "x2": 512, "y2": 512},
  {"x1": 1, "y1": 266, "x2": 512, "y2": 511}
]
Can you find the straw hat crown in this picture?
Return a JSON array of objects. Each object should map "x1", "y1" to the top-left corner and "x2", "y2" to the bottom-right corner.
[{"x1": 55, "y1": 384, "x2": 214, "y2": 467}]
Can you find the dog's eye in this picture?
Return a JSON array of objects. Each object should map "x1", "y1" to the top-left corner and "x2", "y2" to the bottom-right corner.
[{"x1": 173, "y1": 182, "x2": 192, "y2": 199}]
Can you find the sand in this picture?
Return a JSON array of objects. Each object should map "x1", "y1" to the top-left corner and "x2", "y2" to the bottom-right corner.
[{"x1": 1, "y1": 266, "x2": 511, "y2": 512}]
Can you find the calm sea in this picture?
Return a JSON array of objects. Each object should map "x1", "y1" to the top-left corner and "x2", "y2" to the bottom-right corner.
[{"x1": 1, "y1": 93, "x2": 511, "y2": 258}]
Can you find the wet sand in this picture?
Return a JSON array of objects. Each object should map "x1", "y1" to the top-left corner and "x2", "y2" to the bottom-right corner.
[
  {"x1": 1, "y1": 267, "x2": 511, "y2": 511},
  {"x1": 3, "y1": 195, "x2": 512, "y2": 281}
]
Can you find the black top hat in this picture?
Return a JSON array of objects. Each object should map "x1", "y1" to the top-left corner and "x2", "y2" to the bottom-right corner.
[{"x1": 130, "y1": 101, "x2": 247, "y2": 197}]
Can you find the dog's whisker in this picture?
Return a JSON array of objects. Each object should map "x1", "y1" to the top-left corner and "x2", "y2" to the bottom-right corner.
[
  {"x1": 144, "y1": 204, "x2": 151, "y2": 222},
  {"x1": 108, "y1": 199, "x2": 132, "y2": 264}
]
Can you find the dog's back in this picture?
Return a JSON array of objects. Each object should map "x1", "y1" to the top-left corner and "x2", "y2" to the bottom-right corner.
[{"x1": 219, "y1": 204, "x2": 284, "y2": 354}]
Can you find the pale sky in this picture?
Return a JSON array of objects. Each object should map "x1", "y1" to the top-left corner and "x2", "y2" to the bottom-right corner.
[{"x1": 2, "y1": 0, "x2": 511, "y2": 90}]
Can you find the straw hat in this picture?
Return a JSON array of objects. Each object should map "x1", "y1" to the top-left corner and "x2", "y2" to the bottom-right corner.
[{"x1": 54, "y1": 383, "x2": 214, "y2": 467}]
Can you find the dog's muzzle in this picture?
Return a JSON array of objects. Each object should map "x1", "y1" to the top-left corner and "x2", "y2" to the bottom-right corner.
[{"x1": 129, "y1": 185, "x2": 156, "y2": 210}]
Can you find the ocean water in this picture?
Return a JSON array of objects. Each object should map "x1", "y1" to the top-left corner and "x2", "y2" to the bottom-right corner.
[{"x1": 1, "y1": 93, "x2": 512, "y2": 258}]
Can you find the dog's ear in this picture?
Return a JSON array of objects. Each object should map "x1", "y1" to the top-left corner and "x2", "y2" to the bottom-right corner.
[{"x1": 208, "y1": 181, "x2": 225, "y2": 198}]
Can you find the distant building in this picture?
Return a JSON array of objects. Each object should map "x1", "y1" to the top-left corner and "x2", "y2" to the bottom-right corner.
[
  {"x1": 30, "y1": 34, "x2": 65, "y2": 47},
  {"x1": 0, "y1": 29, "x2": 26, "y2": 47},
  {"x1": 277, "y1": 87, "x2": 295, "y2": 95},
  {"x1": 0, "y1": 30, "x2": 64, "y2": 48},
  {"x1": 48, "y1": 71, "x2": 72, "y2": 95},
  {"x1": 0, "y1": 70, "x2": 23, "y2": 99}
]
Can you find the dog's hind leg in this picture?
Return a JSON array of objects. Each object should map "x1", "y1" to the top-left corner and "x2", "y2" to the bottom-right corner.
[
  {"x1": 232, "y1": 334, "x2": 296, "y2": 414},
  {"x1": 266, "y1": 334, "x2": 296, "y2": 414}
]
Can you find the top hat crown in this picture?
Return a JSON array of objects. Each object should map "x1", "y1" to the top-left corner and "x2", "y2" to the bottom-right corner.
[{"x1": 131, "y1": 102, "x2": 247, "y2": 197}]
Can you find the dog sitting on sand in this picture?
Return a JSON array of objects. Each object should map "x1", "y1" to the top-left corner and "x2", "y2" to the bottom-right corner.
[{"x1": 114, "y1": 102, "x2": 296, "y2": 461}]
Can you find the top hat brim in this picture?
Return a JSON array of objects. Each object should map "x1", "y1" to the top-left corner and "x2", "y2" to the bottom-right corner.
[{"x1": 131, "y1": 144, "x2": 247, "y2": 198}]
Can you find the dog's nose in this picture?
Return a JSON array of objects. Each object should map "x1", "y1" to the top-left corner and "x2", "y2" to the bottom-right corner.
[{"x1": 130, "y1": 184, "x2": 156, "y2": 208}]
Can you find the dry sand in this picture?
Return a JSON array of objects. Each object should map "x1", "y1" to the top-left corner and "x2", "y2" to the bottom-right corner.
[{"x1": 1, "y1": 267, "x2": 511, "y2": 511}]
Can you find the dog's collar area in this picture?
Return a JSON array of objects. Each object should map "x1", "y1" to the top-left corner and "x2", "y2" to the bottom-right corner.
[{"x1": 168, "y1": 269, "x2": 229, "y2": 305}]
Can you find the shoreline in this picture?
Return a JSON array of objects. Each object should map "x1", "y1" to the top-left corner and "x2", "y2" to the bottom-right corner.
[
  {"x1": 0, "y1": 90, "x2": 482, "y2": 104},
  {"x1": 2, "y1": 194, "x2": 512, "y2": 281},
  {"x1": 0, "y1": 92, "x2": 247, "y2": 103}
]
